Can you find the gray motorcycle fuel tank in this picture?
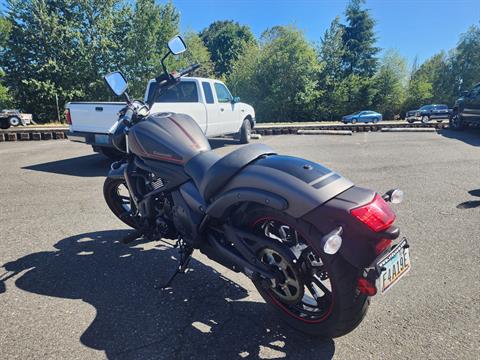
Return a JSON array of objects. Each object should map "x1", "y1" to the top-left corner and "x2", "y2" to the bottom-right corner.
[{"x1": 128, "y1": 113, "x2": 210, "y2": 164}]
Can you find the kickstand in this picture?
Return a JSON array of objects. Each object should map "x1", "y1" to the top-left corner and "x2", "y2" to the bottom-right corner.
[{"x1": 159, "y1": 240, "x2": 193, "y2": 290}]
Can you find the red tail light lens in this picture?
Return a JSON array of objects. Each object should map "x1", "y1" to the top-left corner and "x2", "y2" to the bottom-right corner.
[
  {"x1": 350, "y1": 194, "x2": 396, "y2": 232},
  {"x1": 357, "y1": 278, "x2": 377, "y2": 296},
  {"x1": 375, "y1": 238, "x2": 392, "y2": 255},
  {"x1": 66, "y1": 109, "x2": 72, "y2": 125}
]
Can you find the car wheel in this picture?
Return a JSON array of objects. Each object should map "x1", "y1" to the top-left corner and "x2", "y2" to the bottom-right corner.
[
  {"x1": 239, "y1": 118, "x2": 252, "y2": 144},
  {"x1": 421, "y1": 115, "x2": 430, "y2": 124},
  {"x1": 407, "y1": 119, "x2": 414, "y2": 123},
  {"x1": 449, "y1": 112, "x2": 464, "y2": 130},
  {"x1": 373, "y1": 117, "x2": 379, "y2": 123},
  {"x1": 9, "y1": 116, "x2": 21, "y2": 127},
  {"x1": 351, "y1": 118, "x2": 357, "y2": 124}
]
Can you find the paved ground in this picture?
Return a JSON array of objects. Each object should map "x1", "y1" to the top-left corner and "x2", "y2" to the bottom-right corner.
[{"x1": 0, "y1": 129, "x2": 479, "y2": 360}]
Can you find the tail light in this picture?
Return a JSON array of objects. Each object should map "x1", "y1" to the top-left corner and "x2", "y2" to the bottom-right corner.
[
  {"x1": 375, "y1": 238, "x2": 392, "y2": 255},
  {"x1": 66, "y1": 109, "x2": 72, "y2": 125},
  {"x1": 350, "y1": 194, "x2": 396, "y2": 232}
]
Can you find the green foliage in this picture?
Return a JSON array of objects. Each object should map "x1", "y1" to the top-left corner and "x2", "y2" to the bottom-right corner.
[
  {"x1": 0, "y1": 0, "x2": 477, "y2": 122},
  {"x1": 372, "y1": 50, "x2": 408, "y2": 118},
  {"x1": 342, "y1": 0, "x2": 379, "y2": 77},
  {"x1": 229, "y1": 26, "x2": 322, "y2": 122},
  {"x1": 200, "y1": 20, "x2": 256, "y2": 78}
]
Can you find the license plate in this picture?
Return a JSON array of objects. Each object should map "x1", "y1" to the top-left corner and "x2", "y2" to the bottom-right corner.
[
  {"x1": 94, "y1": 134, "x2": 109, "y2": 145},
  {"x1": 377, "y1": 239, "x2": 411, "y2": 294}
]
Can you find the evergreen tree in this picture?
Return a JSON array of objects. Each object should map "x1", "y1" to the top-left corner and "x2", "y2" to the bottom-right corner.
[
  {"x1": 317, "y1": 16, "x2": 345, "y2": 119},
  {"x1": 342, "y1": 0, "x2": 379, "y2": 77}
]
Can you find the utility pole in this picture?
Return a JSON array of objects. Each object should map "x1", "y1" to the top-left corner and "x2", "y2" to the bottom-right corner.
[{"x1": 55, "y1": 94, "x2": 61, "y2": 123}]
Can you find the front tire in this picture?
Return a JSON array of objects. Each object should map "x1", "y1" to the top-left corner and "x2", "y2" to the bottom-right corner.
[
  {"x1": 103, "y1": 178, "x2": 140, "y2": 229},
  {"x1": 351, "y1": 118, "x2": 357, "y2": 124},
  {"x1": 0, "y1": 119, "x2": 10, "y2": 129},
  {"x1": 421, "y1": 115, "x2": 430, "y2": 124},
  {"x1": 239, "y1": 206, "x2": 369, "y2": 338},
  {"x1": 98, "y1": 146, "x2": 123, "y2": 160},
  {"x1": 239, "y1": 118, "x2": 252, "y2": 144}
]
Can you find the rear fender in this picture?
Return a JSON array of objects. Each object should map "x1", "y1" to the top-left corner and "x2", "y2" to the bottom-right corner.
[
  {"x1": 209, "y1": 155, "x2": 353, "y2": 219},
  {"x1": 303, "y1": 186, "x2": 397, "y2": 268}
]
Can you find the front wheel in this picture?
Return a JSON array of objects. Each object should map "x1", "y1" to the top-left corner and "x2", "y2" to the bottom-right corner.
[
  {"x1": 351, "y1": 118, "x2": 357, "y2": 124},
  {"x1": 421, "y1": 115, "x2": 430, "y2": 124},
  {"x1": 103, "y1": 178, "x2": 140, "y2": 229},
  {"x1": 9, "y1": 116, "x2": 21, "y2": 127},
  {"x1": 240, "y1": 206, "x2": 369, "y2": 337},
  {"x1": 239, "y1": 118, "x2": 252, "y2": 144}
]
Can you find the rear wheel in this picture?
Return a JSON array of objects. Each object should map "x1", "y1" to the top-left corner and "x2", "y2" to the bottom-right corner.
[
  {"x1": 239, "y1": 118, "x2": 252, "y2": 144},
  {"x1": 421, "y1": 115, "x2": 430, "y2": 124},
  {"x1": 103, "y1": 178, "x2": 140, "y2": 229},
  {"x1": 240, "y1": 206, "x2": 369, "y2": 337},
  {"x1": 9, "y1": 116, "x2": 21, "y2": 127}
]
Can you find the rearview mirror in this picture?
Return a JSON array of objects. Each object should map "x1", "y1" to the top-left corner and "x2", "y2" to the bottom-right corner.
[
  {"x1": 232, "y1": 96, "x2": 241, "y2": 103},
  {"x1": 104, "y1": 71, "x2": 128, "y2": 97},
  {"x1": 168, "y1": 36, "x2": 187, "y2": 55}
]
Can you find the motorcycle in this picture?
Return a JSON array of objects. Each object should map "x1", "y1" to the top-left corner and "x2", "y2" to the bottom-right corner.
[{"x1": 102, "y1": 35, "x2": 411, "y2": 337}]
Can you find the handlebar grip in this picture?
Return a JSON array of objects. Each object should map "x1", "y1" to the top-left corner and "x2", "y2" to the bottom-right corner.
[{"x1": 121, "y1": 108, "x2": 134, "y2": 125}]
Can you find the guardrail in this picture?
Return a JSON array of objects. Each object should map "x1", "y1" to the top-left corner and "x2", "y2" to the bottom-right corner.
[{"x1": 0, "y1": 121, "x2": 448, "y2": 142}]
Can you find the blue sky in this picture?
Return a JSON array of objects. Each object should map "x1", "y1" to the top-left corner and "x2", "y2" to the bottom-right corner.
[
  {"x1": 1, "y1": 0, "x2": 479, "y2": 66},
  {"x1": 175, "y1": 0, "x2": 480, "y2": 66}
]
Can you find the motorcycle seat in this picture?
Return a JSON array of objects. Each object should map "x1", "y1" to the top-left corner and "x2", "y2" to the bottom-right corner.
[{"x1": 185, "y1": 143, "x2": 276, "y2": 200}]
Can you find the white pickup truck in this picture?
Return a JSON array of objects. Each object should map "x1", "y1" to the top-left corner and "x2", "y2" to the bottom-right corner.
[{"x1": 66, "y1": 77, "x2": 256, "y2": 158}]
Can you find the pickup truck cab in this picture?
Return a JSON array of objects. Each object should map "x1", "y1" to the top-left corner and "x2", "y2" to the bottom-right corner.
[
  {"x1": 405, "y1": 104, "x2": 451, "y2": 124},
  {"x1": 450, "y1": 82, "x2": 480, "y2": 130},
  {"x1": 67, "y1": 77, "x2": 256, "y2": 158}
]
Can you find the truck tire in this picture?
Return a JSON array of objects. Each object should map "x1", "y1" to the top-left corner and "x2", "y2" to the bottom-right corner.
[
  {"x1": 0, "y1": 119, "x2": 10, "y2": 129},
  {"x1": 449, "y1": 111, "x2": 464, "y2": 131},
  {"x1": 239, "y1": 118, "x2": 252, "y2": 144},
  {"x1": 9, "y1": 116, "x2": 21, "y2": 127},
  {"x1": 421, "y1": 115, "x2": 430, "y2": 124}
]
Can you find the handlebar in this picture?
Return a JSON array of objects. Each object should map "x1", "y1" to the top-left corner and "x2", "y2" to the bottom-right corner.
[{"x1": 120, "y1": 107, "x2": 134, "y2": 125}]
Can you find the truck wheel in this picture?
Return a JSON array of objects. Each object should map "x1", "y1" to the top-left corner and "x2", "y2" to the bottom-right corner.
[
  {"x1": 0, "y1": 119, "x2": 10, "y2": 129},
  {"x1": 421, "y1": 116, "x2": 430, "y2": 124},
  {"x1": 239, "y1": 118, "x2": 251, "y2": 144},
  {"x1": 9, "y1": 116, "x2": 21, "y2": 127},
  {"x1": 449, "y1": 112, "x2": 464, "y2": 130},
  {"x1": 98, "y1": 146, "x2": 123, "y2": 160}
]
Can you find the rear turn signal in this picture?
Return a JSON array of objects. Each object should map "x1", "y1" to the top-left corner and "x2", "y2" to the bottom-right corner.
[
  {"x1": 66, "y1": 109, "x2": 72, "y2": 125},
  {"x1": 350, "y1": 194, "x2": 396, "y2": 232}
]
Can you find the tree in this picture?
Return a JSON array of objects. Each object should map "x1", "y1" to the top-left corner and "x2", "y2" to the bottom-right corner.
[
  {"x1": 372, "y1": 49, "x2": 408, "y2": 118},
  {"x1": 125, "y1": 0, "x2": 179, "y2": 97},
  {"x1": 2, "y1": 0, "x2": 132, "y2": 120},
  {"x1": 178, "y1": 32, "x2": 215, "y2": 79},
  {"x1": 200, "y1": 20, "x2": 255, "y2": 77},
  {"x1": 0, "y1": 15, "x2": 13, "y2": 108},
  {"x1": 342, "y1": 0, "x2": 379, "y2": 77},
  {"x1": 317, "y1": 16, "x2": 346, "y2": 119},
  {"x1": 229, "y1": 26, "x2": 322, "y2": 122}
]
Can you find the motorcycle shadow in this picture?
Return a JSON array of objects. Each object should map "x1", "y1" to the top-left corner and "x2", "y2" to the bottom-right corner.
[{"x1": 2, "y1": 230, "x2": 335, "y2": 360}]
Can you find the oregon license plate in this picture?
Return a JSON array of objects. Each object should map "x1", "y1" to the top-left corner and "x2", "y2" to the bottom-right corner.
[{"x1": 377, "y1": 239, "x2": 411, "y2": 294}]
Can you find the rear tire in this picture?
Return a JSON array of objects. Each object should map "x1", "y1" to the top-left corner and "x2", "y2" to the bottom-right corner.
[
  {"x1": 421, "y1": 115, "x2": 430, "y2": 124},
  {"x1": 9, "y1": 116, "x2": 21, "y2": 127},
  {"x1": 239, "y1": 206, "x2": 369, "y2": 338},
  {"x1": 239, "y1": 118, "x2": 252, "y2": 144},
  {"x1": 103, "y1": 177, "x2": 140, "y2": 229}
]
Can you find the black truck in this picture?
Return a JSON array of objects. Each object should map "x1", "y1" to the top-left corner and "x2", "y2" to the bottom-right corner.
[
  {"x1": 405, "y1": 104, "x2": 451, "y2": 123},
  {"x1": 450, "y1": 82, "x2": 480, "y2": 130}
]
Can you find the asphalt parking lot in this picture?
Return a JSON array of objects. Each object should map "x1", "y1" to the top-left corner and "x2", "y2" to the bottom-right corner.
[{"x1": 1, "y1": 130, "x2": 479, "y2": 359}]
